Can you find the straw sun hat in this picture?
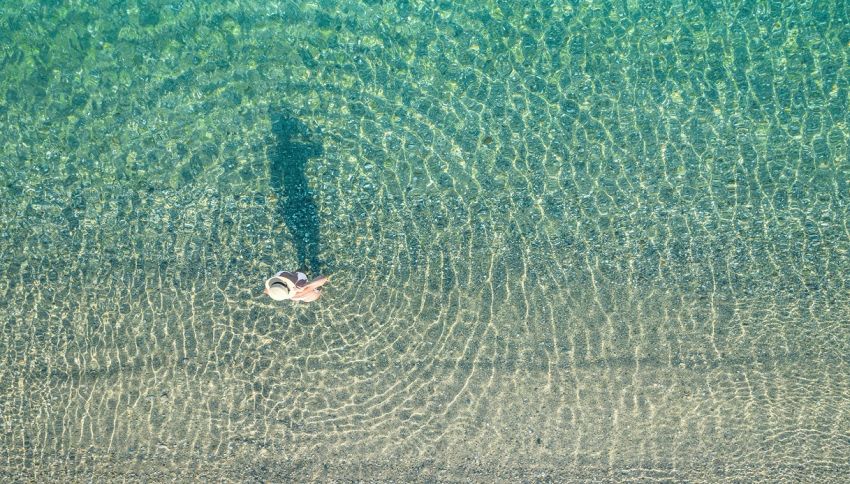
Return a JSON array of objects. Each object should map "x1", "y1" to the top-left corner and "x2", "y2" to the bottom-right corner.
[{"x1": 264, "y1": 273, "x2": 300, "y2": 301}]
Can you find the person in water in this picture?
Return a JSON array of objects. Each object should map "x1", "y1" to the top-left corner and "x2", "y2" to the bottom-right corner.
[{"x1": 264, "y1": 271, "x2": 328, "y2": 303}]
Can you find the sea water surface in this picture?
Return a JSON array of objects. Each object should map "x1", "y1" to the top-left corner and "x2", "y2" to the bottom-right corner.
[{"x1": 1, "y1": 0, "x2": 849, "y2": 481}]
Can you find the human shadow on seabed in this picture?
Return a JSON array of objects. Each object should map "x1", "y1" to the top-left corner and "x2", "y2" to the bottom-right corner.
[{"x1": 268, "y1": 109, "x2": 326, "y2": 273}]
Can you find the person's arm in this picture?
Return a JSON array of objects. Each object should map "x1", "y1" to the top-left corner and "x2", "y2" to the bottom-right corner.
[{"x1": 302, "y1": 276, "x2": 328, "y2": 291}]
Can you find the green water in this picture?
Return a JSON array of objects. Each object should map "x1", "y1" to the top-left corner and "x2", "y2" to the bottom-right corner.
[{"x1": 1, "y1": 0, "x2": 849, "y2": 481}]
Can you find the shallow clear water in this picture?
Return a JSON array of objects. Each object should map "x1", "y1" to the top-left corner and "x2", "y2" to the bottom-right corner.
[{"x1": 1, "y1": 0, "x2": 849, "y2": 481}]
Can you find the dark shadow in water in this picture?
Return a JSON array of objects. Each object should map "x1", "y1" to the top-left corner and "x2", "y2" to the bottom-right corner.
[{"x1": 269, "y1": 110, "x2": 325, "y2": 273}]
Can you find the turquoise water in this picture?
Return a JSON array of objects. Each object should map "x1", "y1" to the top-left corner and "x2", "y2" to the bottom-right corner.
[{"x1": 1, "y1": 0, "x2": 849, "y2": 480}]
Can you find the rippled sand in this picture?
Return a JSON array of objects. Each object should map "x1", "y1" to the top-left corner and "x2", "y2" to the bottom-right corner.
[{"x1": 1, "y1": 0, "x2": 849, "y2": 481}]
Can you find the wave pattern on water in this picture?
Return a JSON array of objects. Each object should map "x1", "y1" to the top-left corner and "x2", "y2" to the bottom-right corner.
[{"x1": 1, "y1": 0, "x2": 849, "y2": 481}]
